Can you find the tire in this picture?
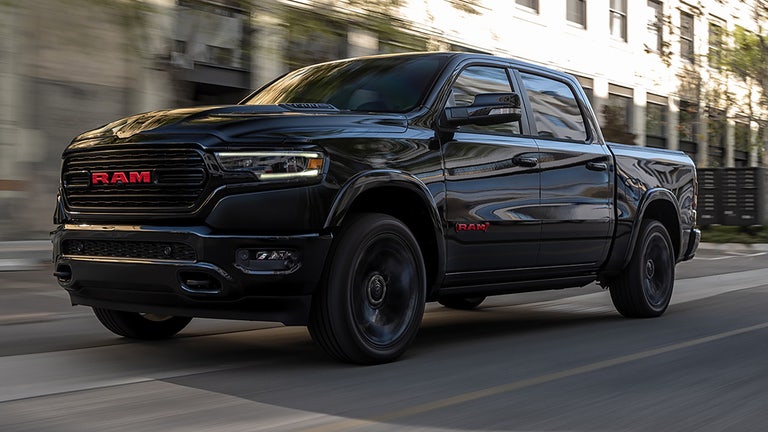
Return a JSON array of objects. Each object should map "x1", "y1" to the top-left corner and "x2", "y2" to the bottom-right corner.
[
  {"x1": 308, "y1": 213, "x2": 426, "y2": 364},
  {"x1": 609, "y1": 220, "x2": 675, "y2": 318},
  {"x1": 93, "y1": 307, "x2": 192, "y2": 339},
  {"x1": 438, "y1": 296, "x2": 486, "y2": 310}
]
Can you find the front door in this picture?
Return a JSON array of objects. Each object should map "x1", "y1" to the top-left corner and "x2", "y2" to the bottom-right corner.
[{"x1": 442, "y1": 65, "x2": 541, "y2": 285}]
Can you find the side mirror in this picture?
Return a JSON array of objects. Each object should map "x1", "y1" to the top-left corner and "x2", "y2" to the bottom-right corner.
[{"x1": 443, "y1": 92, "x2": 522, "y2": 127}]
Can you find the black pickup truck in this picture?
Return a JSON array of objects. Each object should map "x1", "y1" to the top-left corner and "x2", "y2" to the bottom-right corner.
[{"x1": 52, "y1": 52, "x2": 699, "y2": 364}]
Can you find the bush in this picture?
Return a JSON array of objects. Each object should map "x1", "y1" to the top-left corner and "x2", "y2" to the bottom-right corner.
[{"x1": 700, "y1": 225, "x2": 768, "y2": 243}]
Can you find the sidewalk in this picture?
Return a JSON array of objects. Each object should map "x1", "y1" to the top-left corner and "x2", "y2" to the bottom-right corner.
[
  {"x1": 0, "y1": 240, "x2": 52, "y2": 271},
  {"x1": 1, "y1": 240, "x2": 766, "y2": 272}
]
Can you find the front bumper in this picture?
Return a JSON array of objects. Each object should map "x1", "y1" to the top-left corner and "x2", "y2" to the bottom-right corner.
[{"x1": 51, "y1": 224, "x2": 332, "y2": 325}]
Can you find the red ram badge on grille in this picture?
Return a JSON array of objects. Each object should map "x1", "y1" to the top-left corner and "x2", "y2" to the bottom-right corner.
[{"x1": 90, "y1": 171, "x2": 152, "y2": 185}]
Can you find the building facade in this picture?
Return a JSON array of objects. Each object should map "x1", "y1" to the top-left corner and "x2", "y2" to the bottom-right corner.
[{"x1": 0, "y1": 0, "x2": 765, "y2": 239}]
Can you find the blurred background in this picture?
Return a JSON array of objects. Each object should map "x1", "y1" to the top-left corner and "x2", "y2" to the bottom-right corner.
[{"x1": 0, "y1": 0, "x2": 767, "y2": 241}]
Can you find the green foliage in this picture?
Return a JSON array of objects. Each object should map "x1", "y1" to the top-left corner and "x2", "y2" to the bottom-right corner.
[{"x1": 701, "y1": 225, "x2": 768, "y2": 243}]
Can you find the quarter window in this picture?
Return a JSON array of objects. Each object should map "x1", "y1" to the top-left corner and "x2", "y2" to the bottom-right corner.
[{"x1": 519, "y1": 73, "x2": 587, "y2": 141}]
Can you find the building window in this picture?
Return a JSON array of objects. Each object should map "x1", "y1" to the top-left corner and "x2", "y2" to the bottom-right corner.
[
  {"x1": 680, "y1": 11, "x2": 695, "y2": 63},
  {"x1": 678, "y1": 100, "x2": 698, "y2": 161},
  {"x1": 516, "y1": 0, "x2": 539, "y2": 13},
  {"x1": 610, "y1": 0, "x2": 628, "y2": 41},
  {"x1": 646, "y1": 95, "x2": 668, "y2": 148},
  {"x1": 735, "y1": 121, "x2": 751, "y2": 167},
  {"x1": 567, "y1": 0, "x2": 587, "y2": 28},
  {"x1": 646, "y1": 1, "x2": 663, "y2": 52},
  {"x1": 708, "y1": 107, "x2": 726, "y2": 167},
  {"x1": 602, "y1": 85, "x2": 634, "y2": 144},
  {"x1": 708, "y1": 19, "x2": 724, "y2": 69}
]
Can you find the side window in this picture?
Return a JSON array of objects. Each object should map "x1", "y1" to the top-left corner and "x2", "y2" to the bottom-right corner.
[
  {"x1": 519, "y1": 72, "x2": 588, "y2": 141},
  {"x1": 449, "y1": 66, "x2": 521, "y2": 135}
]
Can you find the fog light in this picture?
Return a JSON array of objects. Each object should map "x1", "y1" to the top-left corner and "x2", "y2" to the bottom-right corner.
[{"x1": 235, "y1": 248, "x2": 300, "y2": 273}]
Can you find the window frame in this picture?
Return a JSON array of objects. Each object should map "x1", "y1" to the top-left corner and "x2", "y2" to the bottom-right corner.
[
  {"x1": 567, "y1": 0, "x2": 587, "y2": 28},
  {"x1": 708, "y1": 18, "x2": 725, "y2": 69},
  {"x1": 680, "y1": 10, "x2": 695, "y2": 63},
  {"x1": 609, "y1": 0, "x2": 628, "y2": 42},
  {"x1": 515, "y1": 0, "x2": 539, "y2": 14},
  {"x1": 646, "y1": 0, "x2": 664, "y2": 53},
  {"x1": 443, "y1": 63, "x2": 528, "y2": 137}
]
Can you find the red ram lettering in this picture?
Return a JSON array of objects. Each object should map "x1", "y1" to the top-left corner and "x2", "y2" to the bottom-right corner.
[
  {"x1": 130, "y1": 171, "x2": 151, "y2": 183},
  {"x1": 110, "y1": 172, "x2": 129, "y2": 184},
  {"x1": 91, "y1": 172, "x2": 109, "y2": 185},
  {"x1": 456, "y1": 222, "x2": 490, "y2": 232}
]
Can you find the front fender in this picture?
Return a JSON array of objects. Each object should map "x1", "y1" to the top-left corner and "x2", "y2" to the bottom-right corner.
[
  {"x1": 324, "y1": 169, "x2": 443, "y2": 231},
  {"x1": 323, "y1": 170, "x2": 446, "y2": 293}
]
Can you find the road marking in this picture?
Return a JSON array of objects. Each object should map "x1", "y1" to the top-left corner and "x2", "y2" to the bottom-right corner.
[
  {"x1": 301, "y1": 320, "x2": 768, "y2": 432},
  {"x1": 696, "y1": 252, "x2": 767, "y2": 261}
]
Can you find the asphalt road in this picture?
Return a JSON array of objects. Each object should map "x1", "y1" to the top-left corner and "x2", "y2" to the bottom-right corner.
[{"x1": 1, "y1": 248, "x2": 767, "y2": 431}]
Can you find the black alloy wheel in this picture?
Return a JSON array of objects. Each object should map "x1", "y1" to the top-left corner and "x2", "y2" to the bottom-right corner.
[
  {"x1": 309, "y1": 213, "x2": 426, "y2": 364},
  {"x1": 610, "y1": 220, "x2": 675, "y2": 318}
]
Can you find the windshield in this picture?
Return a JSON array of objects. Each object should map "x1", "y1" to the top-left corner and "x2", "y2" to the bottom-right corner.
[{"x1": 243, "y1": 55, "x2": 451, "y2": 113}]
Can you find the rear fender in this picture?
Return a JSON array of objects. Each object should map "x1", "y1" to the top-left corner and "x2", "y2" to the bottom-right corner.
[{"x1": 620, "y1": 188, "x2": 682, "y2": 269}]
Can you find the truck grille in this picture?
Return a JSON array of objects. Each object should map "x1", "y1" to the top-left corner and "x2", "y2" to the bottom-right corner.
[
  {"x1": 62, "y1": 239, "x2": 197, "y2": 261},
  {"x1": 62, "y1": 147, "x2": 208, "y2": 212}
]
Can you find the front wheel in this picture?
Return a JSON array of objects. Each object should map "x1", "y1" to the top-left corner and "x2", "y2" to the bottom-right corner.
[
  {"x1": 308, "y1": 213, "x2": 426, "y2": 364},
  {"x1": 609, "y1": 220, "x2": 675, "y2": 318},
  {"x1": 93, "y1": 307, "x2": 192, "y2": 339}
]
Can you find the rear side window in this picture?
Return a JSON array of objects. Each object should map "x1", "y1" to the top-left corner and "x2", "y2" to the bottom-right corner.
[{"x1": 519, "y1": 72, "x2": 587, "y2": 141}]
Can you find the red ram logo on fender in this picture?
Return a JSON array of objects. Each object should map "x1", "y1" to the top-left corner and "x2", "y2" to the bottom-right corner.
[
  {"x1": 91, "y1": 171, "x2": 152, "y2": 185},
  {"x1": 455, "y1": 222, "x2": 490, "y2": 232}
]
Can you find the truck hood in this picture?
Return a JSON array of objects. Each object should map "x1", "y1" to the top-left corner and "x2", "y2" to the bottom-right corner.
[{"x1": 66, "y1": 104, "x2": 409, "y2": 152}]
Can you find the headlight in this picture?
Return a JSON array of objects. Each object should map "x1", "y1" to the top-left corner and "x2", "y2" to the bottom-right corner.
[{"x1": 214, "y1": 151, "x2": 325, "y2": 180}]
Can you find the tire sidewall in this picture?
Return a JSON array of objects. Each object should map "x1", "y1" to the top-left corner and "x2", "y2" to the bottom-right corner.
[
  {"x1": 325, "y1": 214, "x2": 426, "y2": 363},
  {"x1": 635, "y1": 221, "x2": 675, "y2": 315}
]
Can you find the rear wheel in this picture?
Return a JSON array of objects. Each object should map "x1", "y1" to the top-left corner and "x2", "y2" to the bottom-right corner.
[
  {"x1": 93, "y1": 307, "x2": 192, "y2": 339},
  {"x1": 609, "y1": 220, "x2": 675, "y2": 318},
  {"x1": 309, "y1": 213, "x2": 426, "y2": 364},
  {"x1": 438, "y1": 296, "x2": 486, "y2": 310}
]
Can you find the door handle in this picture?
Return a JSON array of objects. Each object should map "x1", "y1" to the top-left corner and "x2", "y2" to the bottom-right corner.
[
  {"x1": 513, "y1": 156, "x2": 538, "y2": 168},
  {"x1": 586, "y1": 161, "x2": 608, "y2": 171}
]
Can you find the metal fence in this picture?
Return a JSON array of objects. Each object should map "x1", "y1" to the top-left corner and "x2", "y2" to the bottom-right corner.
[{"x1": 698, "y1": 168, "x2": 767, "y2": 226}]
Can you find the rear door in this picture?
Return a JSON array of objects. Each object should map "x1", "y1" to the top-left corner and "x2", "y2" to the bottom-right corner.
[{"x1": 517, "y1": 71, "x2": 614, "y2": 270}]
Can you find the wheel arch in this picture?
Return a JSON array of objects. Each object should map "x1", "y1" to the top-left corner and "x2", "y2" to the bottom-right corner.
[
  {"x1": 324, "y1": 170, "x2": 446, "y2": 296},
  {"x1": 621, "y1": 188, "x2": 682, "y2": 269}
]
